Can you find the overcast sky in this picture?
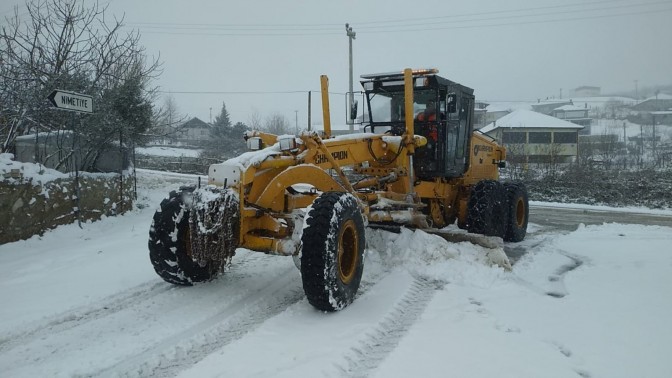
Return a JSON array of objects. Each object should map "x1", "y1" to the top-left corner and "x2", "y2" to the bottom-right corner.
[{"x1": 2, "y1": 0, "x2": 671, "y2": 128}]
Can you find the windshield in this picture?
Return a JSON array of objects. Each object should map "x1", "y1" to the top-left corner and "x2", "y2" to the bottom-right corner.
[{"x1": 367, "y1": 90, "x2": 436, "y2": 123}]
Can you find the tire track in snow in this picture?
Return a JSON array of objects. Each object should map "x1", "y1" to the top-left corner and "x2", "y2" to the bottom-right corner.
[
  {"x1": 101, "y1": 251, "x2": 396, "y2": 378},
  {"x1": 509, "y1": 239, "x2": 587, "y2": 299},
  {"x1": 144, "y1": 283, "x2": 305, "y2": 378},
  {"x1": 0, "y1": 280, "x2": 171, "y2": 354},
  {"x1": 91, "y1": 265, "x2": 303, "y2": 378},
  {"x1": 335, "y1": 276, "x2": 444, "y2": 378},
  {"x1": 0, "y1": 251, "x2": 264, "y2": 355},
  {"x1": 545, "y1": 251, "x2": 585, "y2": 298}
]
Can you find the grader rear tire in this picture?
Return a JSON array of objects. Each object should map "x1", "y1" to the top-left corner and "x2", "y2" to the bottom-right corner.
[
  {"x1": 300, "y1": 192, "x2": 365, "y2": 312},
  {"x1": 466, "y1": 180, "x2": 507, "y2": 238},
  {"x1": 148, "y1": 189, "x2": 217, "y2": 285},
  {"x1": 503, "y1": 182, "x2": 529, "y2": 242}
]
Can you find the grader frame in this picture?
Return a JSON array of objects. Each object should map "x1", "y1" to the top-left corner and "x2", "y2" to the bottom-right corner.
[
  {"x1": 149, "y1": 68, "x2": 528, "y2": 312},
  {"x1": 207, "y1": 68, "x2": 506, "y2": 255}
]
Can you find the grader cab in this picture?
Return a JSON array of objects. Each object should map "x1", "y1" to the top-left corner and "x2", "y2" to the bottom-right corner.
[{"x1": 148, "y1": 68, "x2": 529, "y2": 312}]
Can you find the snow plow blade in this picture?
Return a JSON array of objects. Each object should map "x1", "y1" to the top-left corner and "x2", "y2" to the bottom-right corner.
[{"x1": 422, "y1": 229, "x2": 513, "y2": 271}]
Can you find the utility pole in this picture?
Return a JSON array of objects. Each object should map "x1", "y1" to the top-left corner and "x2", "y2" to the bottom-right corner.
[
  {"x1": 308, "y1": 91, "x2": 312, "y2": 131},
  {"x1": 346, "y1": 23, "x2": 356, "y2": 131},
  {"x1": 634, "y1": 79, "x2": 639, "y2": 99},
  {"x1": 653, "y1": 90, "x2": 659, "y2": 164},
  {"x1": 295, "y1": 110, "x2": 299, "y2": 134}
]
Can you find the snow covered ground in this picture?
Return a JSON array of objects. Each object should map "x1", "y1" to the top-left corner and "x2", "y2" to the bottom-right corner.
[{"x1": 1, "y1": 170, "x2": 671, "y2": 377}]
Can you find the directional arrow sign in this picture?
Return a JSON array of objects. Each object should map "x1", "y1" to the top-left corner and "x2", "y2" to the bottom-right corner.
[{"x1": 47, "y1": 90, "x2": 93, "y2": 114}]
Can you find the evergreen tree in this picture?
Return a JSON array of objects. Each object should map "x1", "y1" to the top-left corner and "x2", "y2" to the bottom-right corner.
[
  {"x1": 210, "y1": 102, "x2": 231, "y2": 140},
  {"x1": 201, "y1": 102, "x2": 248, "y2": 159}
]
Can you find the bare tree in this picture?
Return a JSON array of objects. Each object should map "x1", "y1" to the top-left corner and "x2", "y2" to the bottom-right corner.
[
  {"x1": 263, "y1": 113, "x2": 291, "y2": 135},
  {"x1": 501, "y1": 143, "x2": 528, "y2": 181},
  {"x1": 534, "y1": 142, "x2": 564, "y2": 179},
  {"x1": 247, "y1": 109, "x2": 263, "y2": 131},
  {"x1": 150, "y1": 94, "x2": 187, "y2": 144},
  {"x1": 0, "y1": 0, "x2": 160, "y2": 170}
]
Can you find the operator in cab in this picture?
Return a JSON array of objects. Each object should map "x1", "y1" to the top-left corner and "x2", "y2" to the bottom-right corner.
[{"x1": 416, "y1": 100, "x2": 438, "y2": 122}]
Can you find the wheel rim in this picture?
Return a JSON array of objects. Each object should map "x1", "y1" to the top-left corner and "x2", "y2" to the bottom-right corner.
[
  {"x1": 184, "y1": 226, "x2": 193, "y2": 258},
  {"x1": 515, "y1": 197, "x2": 526, "y2": 227},
  {"x1": 338, "y1": 220, "x2": 359, "y2": 285}
]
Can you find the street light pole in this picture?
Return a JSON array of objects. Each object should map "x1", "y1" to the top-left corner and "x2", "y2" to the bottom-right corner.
[{"x1": 346, "y1": 23, "x2": 356, "y2": 132}]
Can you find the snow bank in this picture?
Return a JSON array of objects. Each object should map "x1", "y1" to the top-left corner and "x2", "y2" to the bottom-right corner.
[{"x1": 0, "y1": 153, "x2": 68, "y2": 186}]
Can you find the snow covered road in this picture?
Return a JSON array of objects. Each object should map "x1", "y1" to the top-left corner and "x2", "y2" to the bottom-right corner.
[{"x1": 1, "y1": 170, "x2": 671, "y2": 378}]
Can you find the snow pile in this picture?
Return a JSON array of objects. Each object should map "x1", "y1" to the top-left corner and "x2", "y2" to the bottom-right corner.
[
  {"x1": 0, "y1": 152, "x2": 68, "y2": 185},
  {"x1": 366, "y1": 228, "x2": 508, "y2": 286}
]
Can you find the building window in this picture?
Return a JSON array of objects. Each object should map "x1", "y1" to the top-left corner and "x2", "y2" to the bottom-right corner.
[
  {"x1": 528, "y1": 132, "x2": 551, "y2": 143},
  {"x1": 502, "y1": 131, "x2": 526, "y2": 143},
  {"x1": 554, "y1": 132, "x2": 577, "y2": 144},
  {"x1": 565, "y1": 110, "x2": 586, "y2": 118}
]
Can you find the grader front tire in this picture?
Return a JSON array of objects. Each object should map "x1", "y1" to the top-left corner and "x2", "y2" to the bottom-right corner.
[
  {"x1": 300, "y1": 192, "x2": 365, "y2": 312},
  {"x1": 148, "y1": 189, "x2": 215, "y2": 285}
]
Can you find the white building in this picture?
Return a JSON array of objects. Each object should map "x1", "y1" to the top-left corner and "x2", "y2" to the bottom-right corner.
[{"x1": 480, "y1": 109, "x2": 584, "y2": 163}]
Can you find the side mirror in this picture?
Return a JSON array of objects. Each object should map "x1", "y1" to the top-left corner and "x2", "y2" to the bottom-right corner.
[
  {"x1": 446, "y1": 93, "x2": 457, "y2": 113},
  {"x1": 350, "y1": 100, "x2": 358, "y2": 120}
]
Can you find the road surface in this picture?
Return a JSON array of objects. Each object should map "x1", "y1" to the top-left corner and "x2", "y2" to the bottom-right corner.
[
  {"x1": 1, "y1": 171, "x2": 670, "y2": 377},
  {"x1": 530, "y1": 204, "x2": 672, "y2": 231}
]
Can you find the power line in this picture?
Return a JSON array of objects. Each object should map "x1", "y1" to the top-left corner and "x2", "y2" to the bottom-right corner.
[
  {"x1": 357, "y1": 0, "x2": 672, "y2": 30},
  {"x1": 128, "y1": 7, "x2": 672, "y2": 37},
  {"x1": 124, "y1": 0, "x2": 656, "y2": 29},
  {"x1": 5, "y1": 0, "x2": 669, "y2": 37},
  {"x1": 117, "y1": 0, "x2": 671, "y2": 37},
  {"x1": 159, "y1": 90, "x2": 348, "y2": 95},
  {"x1": 362, "y1": 6, "x2": 672, "y2": 34},
  {"x1": 139, "y1": 30, "x2": 341, "y2": 37},
  {"x1": 355, "y1": 0, "x2": 660, "y2": 25}
]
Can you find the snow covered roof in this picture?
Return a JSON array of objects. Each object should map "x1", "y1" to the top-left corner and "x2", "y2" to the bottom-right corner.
[
  {"x1": 642, "y1": 93, "x2": 672, "y2": 101},
  {"x1": 535, "y1": 99, "x2": 568, "y2": 105},
  {"x1": 182, "y1": 117, "x2": 210, "y2": 129},
  {"x1": 480, "y1": 109, "x2": 584, "y2": 134},
  {"x1": 554, "y1": 105, "x2": 586, "y2": 111},
  {"x1": 484, "y1": 102, "x2": 532, "y2": 113},
  {"x1": 569, "y1": 96, "x2": 636, "y2": 108}
]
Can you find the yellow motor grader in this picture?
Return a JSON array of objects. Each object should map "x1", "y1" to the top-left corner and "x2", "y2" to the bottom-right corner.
[{"x1": 148, "y1": 68, "x2": 529, "y2": 311}]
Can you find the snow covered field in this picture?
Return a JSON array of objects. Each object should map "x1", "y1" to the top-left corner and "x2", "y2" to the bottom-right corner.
[
  {"x1": 1, "y1": 170, "x2": 671, "y2": 377},
  {"x1": 136, "y1": 146, "x2": 202, "y2": 158}
]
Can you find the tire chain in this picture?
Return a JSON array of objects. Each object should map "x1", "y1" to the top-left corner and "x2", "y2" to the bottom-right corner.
[
  {"x1": 467, "y1": 180, "x2": 506, "y2": 238},
  {"x1": 188, "y1": 188, "x2": 240, "y2": 274}
]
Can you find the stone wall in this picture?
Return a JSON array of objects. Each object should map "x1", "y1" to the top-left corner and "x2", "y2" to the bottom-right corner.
[{"x1": 0, "y1": 173, "x2": 134, "y2": 244}]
